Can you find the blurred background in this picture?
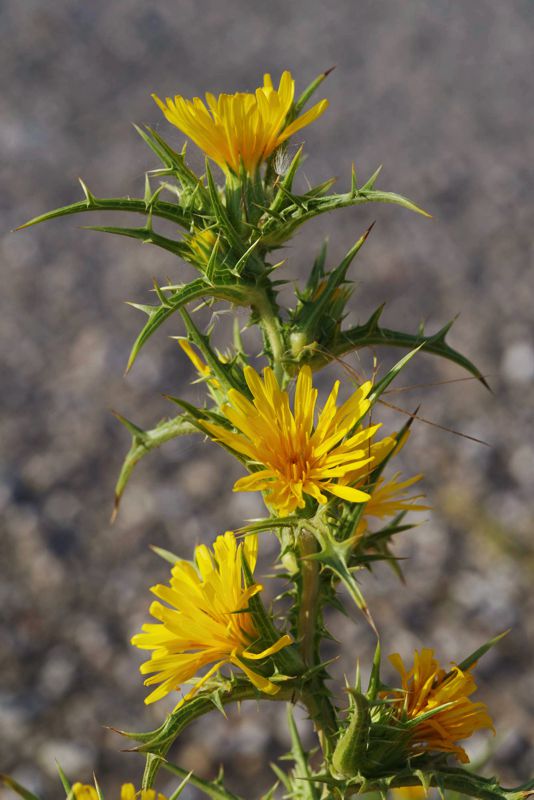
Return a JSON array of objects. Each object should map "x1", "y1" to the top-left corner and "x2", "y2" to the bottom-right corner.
[{"x1": 1, "y1": 1, "x2": 533, "y2": 798}]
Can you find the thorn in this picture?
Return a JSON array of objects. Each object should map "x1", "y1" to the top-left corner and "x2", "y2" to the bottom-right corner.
[
  {"x1": 323, "y1": 65, "x2": 336, "y2": 77},
  {"x1": 363, "y1": 221, "x2": 376, "y2": 240},
  {"x1": 78, "y1": 177, "x2": 95, "y2": 204},
  {"x1": 110, "y1": 495, "x2": 120, "y2": 524}
]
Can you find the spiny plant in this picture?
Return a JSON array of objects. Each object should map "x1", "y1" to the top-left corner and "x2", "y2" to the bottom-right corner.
[{"x1": 6, "y1": 69, "x2": 532, "y2": 800}]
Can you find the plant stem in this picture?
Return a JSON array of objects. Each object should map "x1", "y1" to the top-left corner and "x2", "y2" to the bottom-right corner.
[
  {"x1": 297, "y1": 529, "x2": 338, "y2": 757},
  {"x1": 251, "y1": 284, "x2": 286, "y2": 383}
]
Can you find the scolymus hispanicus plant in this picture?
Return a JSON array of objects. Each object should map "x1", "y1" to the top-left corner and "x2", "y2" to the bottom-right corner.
[{"x1": 9, "y1": 69, "x2": 533, "y2": 800}]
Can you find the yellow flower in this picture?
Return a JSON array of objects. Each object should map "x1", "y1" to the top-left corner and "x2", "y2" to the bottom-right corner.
[
  {"x1": 178, "y1": 337, "x2": 222, "y2": 389},
  {"x1": 187, "y1": 227, "x2": 218, "y2": 268},
  {"x1": 152, "y1": 71, "x2": 328, "y2": 174},
  {"x1": 391, "y1": 788, "x2": 427, "y2": 800},
  {"x1": 178, "y1": 338, "x2": 212, "y2": 379},
  {"x1": 386, "y1": 648, "x2": 494, "y2": 763},
  {"x1": 72, "y1": 784, "x2": 166, "y2": 800},
  {"x1": 201, "y1": 365, "x2": 381, "y2": 515},
  {"x1": 355, "y1": 472, "x2": 428, "y2": 540},
  {"x1": 132, "y1": 531, "x2": 292, "y2": 704}
]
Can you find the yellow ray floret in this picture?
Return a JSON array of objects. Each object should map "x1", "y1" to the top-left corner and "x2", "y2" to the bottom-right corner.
[
  {"x1": 152, "y1": 71, "x2": 328, "y2": 173},
  {"x1": 354, "y1": 472, "x2": 429, "y2": 540},
  {"x1": 386, "y1": 648, "x2": 494, "y2": 763},
  {"x1": 202, "y1": 365, "x2": 382, "y2": 515},
  {"x1": 73, "y1": 784, "x2": 167, "y2": 800},
  {"x1": 132, "y1": 531, "x2": 291, "y2": 704}
]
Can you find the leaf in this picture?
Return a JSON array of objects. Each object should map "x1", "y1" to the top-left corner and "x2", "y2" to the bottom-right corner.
[
  {"x1": 126, "y1": 278, "x2": 249, "y2": 372},
  {"x1": 92, "y1": 775, "x2": 104, "y2": 800},
  {"x1": 369, "y1": 346, "x2": 424, "y2": 406},
  {"x1": 235, "y1": 516, "x2": 301, "y2": 536},
  {"x1": 113, "y1": 414, "x2": 197, "y2": 520},
  {"x1": 260, "y1": 181, "x2": 430, "y2": 248},
  {"x1": 166, "y1": 770, "x2": 193, "y2": 800},
  {"x1": 150, "y1": 545, "x2": 182, "y2": 565},
  {"x1": 293, "y1": 66, "x2": 334, "y2": 117},
  {"x1": 0, "y1": 775, "x2": 42, "y2": 800},
  {"x1": 135, "y1": 125, "x2": 209, "y2": 201},
  {"x1": 307, "y1": 521, "x2": 377, "y2": 632},
  {"x1": 81, "y1": 224, "x2": 191, "y2": 261},
  {"x1": 456, "y1": 630, "x2": 510, "y2": 674},
  {"x1": 296, "y1": 224, "x2": 374, "y2": 335},
  {"x1": 178, "y1": 307, "x2": 247, "y2": 392},
  {"x1": 56, "y1": 763, "x2": 72, "y2": 797},
  {"x1": 366, "y1": 640, "x2": 382, "y2": 701},
  {"x1": 162, "y1": 763, "x2": 243, "y2": 800},
  {"x1": 205, "y1": 162, "x2": 245, "y2": 252},
  {"x1": 16, "y1": 193, "x2": 190, "y2": 231},
  {"x1": 286, "y1": 705, "x2": 320, "y2": 800},
  {"x1": 241, "y1": 552, "x2": 303, "y2": 676},
  {"x1": 328, "y1": 314, "x2": 489, "y2": 387}
]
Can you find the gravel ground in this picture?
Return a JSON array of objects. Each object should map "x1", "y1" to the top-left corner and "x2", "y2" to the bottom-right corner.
[{"x1": 1, "y1": 2, "x2": 533, "y2": 799}]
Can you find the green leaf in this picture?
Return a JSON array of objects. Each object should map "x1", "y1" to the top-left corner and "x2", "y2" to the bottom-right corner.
[
  {"x1": 367, "y1": 640, "x2": 382, "y2": 701},
  {"x1": 81, "y1": 224, "x2": 191, "y2": 261},
  {"x1": 166, "y1": 770, "x2": 193, "y2": 800},
  {"x1": 205, "y1": 162, "x2": 245, "y2": 252},
  {"x1": 241, "y1": 551, "x2": 303, "y2": 676},
  {"x1": 150, "y1": 545, "x2": 182, "y2": 565},
  {"x1": 135, "y1": 125, "x2": 209, "y2": 200},
  {"x1": 456, "y1": 630, "x2": 509, "y2": 674},
  {"x1": 260, "y1": 181, "x2": 430, "y2": 248},
  {"x1": 369, "y1": 346, "x2": 424, "y2": 406},
  {"x1": 163, "y1": 763, "x2": 243, "y2": 800},
  {"x1": 293, "y1": 66, "x2": 334, "y2": 117},
  {"x1": 307, "y1": 519, "x2": 376, "y2": 632},
  {"x1": 327, "y1": 315, "x2": 488, "y2": 387},
  {"x1": 113, "y1": 414, "x2": 197, "y2": 520},
  {"x1": 16, "y1": 192, "x2": 190, "y2": 231},
  {"x1": 56, "y1": 763, "x2": 72, "y2": 797},
  {"x1": 126, "y1": 278, "x2": 249, "y2": 372},
  {"x1": 286, "y1": 705, "x2": 320, "y2": 800},
  {"x1": 92, "y1": 776, "x2": 104, "y2": 800},
  {"x1": 0, "y1": 775, "x2": 42, "y2": 800},
  {"x1": 178, "y1": 306, "x2": 247, "y2": 392},
  {"x1": 235, "y1": 516, "x2": 301, "y2": 535},
  {"x1": 296, "y1": 224, "x2": 373, "y2": 336}
]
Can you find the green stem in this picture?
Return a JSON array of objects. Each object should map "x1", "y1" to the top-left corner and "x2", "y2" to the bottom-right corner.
[
  {"x1": 251, "y1": 284, "x2": 286, "y2": 383},
  {"x1": 113, "y1": 416, "x2": 197, "y2": 518},
  {"x1": 297, "y1": 529, "x2": 338, "y2": 757},
  {"x1": 140, "y1": 683, "x2": 296, "y2": 789}
]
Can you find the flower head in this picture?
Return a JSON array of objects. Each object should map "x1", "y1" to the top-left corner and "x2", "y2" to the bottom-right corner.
[
  {"x1": 385, "y1": 648, "x2": 494, "y2": 763},
  {"x1": 73, "y1": 784, "x2": 166, "y2": 800},
  {"x1": 354, "y1": 472, "x2": 428, "y2": 540},
  {"x1": 132, "y1": 531, "x2": 291, "y2": 704},
  {"x1": 202, "y1": 365, "x2": 382, "y2": 515},
  {"x1": 152, "y1": 71, "x2": 328, "y2": 174}
]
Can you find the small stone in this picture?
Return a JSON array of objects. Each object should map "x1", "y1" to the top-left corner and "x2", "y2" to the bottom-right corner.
[
  {"x1": 37, "y1": 740, "x2": 95, "y2": 778},
  {"x1": 501, "y1": 341, "x2": 534, "y2": 383}
]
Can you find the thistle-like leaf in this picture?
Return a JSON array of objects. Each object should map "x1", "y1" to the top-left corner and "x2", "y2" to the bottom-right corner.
[
  {"x1": 162, "y1": 764, "x2": 240, "y2": 800},
  {"x1": 456, "y1": 630, "x2": 509, "y2": 674},
  {"x1": 81, "y1": 224, "x2": 191, "y2": 261},
  {"x1": 126, "y1": 278, "x2": 250, "y2": 372},
  {"x1": 113, "y1": 413, "x2": 197, "y2": 520},
  {"x1": 16, "y1": 191, "x2": 191, "y2": 231},
  {"x1": 286, "y1": 705, "x2": 321, "y2": 800},
  {"x1": 321, "y1": 311, "x2": 488, "y2": 387}
]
